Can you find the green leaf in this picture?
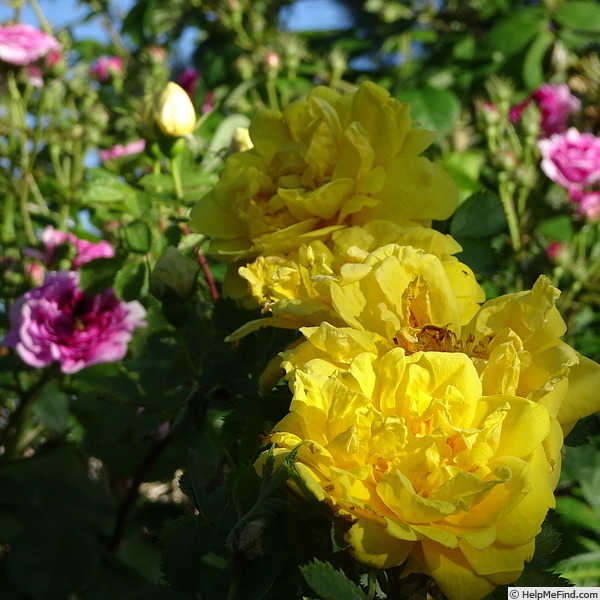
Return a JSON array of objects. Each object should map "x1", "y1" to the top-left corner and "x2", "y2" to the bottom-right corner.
[
  {"x1": 515, "y1": 569, "x2": 571, "y2": 587},
  {"x1": 450, "y1": 190, "x2": 506, "y2": 239},
  {"x1": 484, "y1": 8, "x2": 548, "y2": 56},
  {"x1": 561, "y1": 445, "x2": 600, "y2": 513},
  {"x1": 440, "y1": 151, "x2": 484, "y2": 201},
  {"x1": 161, "y1": 519, "x2": 211, "y2": 595},
  {"x1": 6, "y1": 516, "x2": 98, "y2": 600},
  {"x1": 558, "y1": 27, "x2": 600, "y2": 51},
  {"x1": 124, "y1": 220, "x2": 152, "y2": 254},
  {"x1": 124, "y1": 590, "x2": 193, "y2": 600},
  {"x1": 397, "y1": 87, "x2": 461, "y2": 138},
  {"x1": 194, "y1": 35, "x2": 241, "y2": 89},
  {"x1": 556, "y1": 496, "x2": 600, "y2": 535},
  {"x1": 116, "y1": 531, "x2": 163, "y2": 584},
  {"x1": 78, "y1": 255, "x2": 125, "y2": 295},
  {"x1": 121, "y1": 0, "x2": 148, "y2": 43},
  {"x1": 114, "y1": 259, "x2": 148, "y2": 302},
  {"x1": 83, "y1": 184, "x2": 130, "y2": 204},
  {"x1": 533, "y1": 519, "x2": 561, "y2": 559},
  {"x1": 139, "y1": 174, "x2": 176, "y2": 194},
  {"x1": 555, "y1": 1, "x2": 600, "y2": 33},
  {"x1": 83, "y1": 170, "x2": 138, "y2": 205},
  {"x1": 453, "y1": 238, "x2": 499, "y2": 279},
  {"x1": 538, "y1": 215, "x2": 574, "y2": 242},
  {"x1": 523, "y1": 31, "x2": 555, "y2": 89},
  {"x1": 301, "y1": 560, "x2": 368, "y2": 600},
  {"x1": 555, "y1": 552, "x2": 600, "y2": 586},
  {"x1": 528, "y1": 514, "x2": 562, "y2": 570},
  {"x1": 32, "y1": 383, "x2": 70, "y2": 434}
]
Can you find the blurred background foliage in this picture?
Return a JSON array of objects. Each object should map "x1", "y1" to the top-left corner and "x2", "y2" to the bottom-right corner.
[{"x1": 1, "y1": 0, "x2": 600, "y2": 598}]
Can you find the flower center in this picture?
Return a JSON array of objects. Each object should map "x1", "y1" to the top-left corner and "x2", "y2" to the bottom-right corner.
[{"x1": 393, "y1": 324, "x2": 491, "y2": 359}]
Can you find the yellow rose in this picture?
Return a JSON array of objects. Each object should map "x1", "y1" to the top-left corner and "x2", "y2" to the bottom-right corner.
[
  {"x1": 189, "y1": 81, "x2": 458, "y2": 274},
  {"x1": 256, "y1": 275, "x2": 600, "y2": 598},
  {"x1": 285, "y1": 275, "x2": 599, "y2": 435},
  {"x1": 230, "y1": 228, "x2": 484, "y2": 341},
  {"x1": 257, "y1": 343, "x2": 560, "y2": 599},
  {"x1": 153, "y1": 82, "x2": 196, "y2": 137}
]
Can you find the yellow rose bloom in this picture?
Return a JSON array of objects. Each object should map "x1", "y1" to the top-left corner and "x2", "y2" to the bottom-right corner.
[
  {"x1": 230, "y1": 228, "x2": 484, "y2": 340},
  {"x1": 285, "y1": 275, "x2": 599, "y2": 434},
  {"x1": 257, "y1": 343, "x2": 560, "y2": 599},
  {"x1": 256, "y1": 275, "x2": 600, "y2": 598},
  {"x1": 189, "y1": 81, "x2": 458, "y2": 274}
]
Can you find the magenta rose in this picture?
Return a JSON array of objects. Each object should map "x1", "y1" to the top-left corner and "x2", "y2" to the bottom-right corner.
[
  {"x1": 0, "y1": 23, "x2": 61, "y2": 66},
  {"x1": 510, "y1": 83, "x2": 580, "y2": 137},
  {"x1": 23, "y1": 226, "x2": 115, "y2": 269},
  {"x1": 71, "y1": 237, "x2": 116, "y2": 268},
  {"x1": 177, "y1": 67, "x2": 199, "y2": 100},
  {"x1": 539, "y1": 128, "x2": 600, "y2": 190},
  {"x1": 3, "y1": 271, "x2": 146, "y2": 374},
  {"x1": 534, "y1": 83, "x2": 580, "y2": 137},
  {"x1": 90, "y1": 55, "x2": 124, "y2": 82}
]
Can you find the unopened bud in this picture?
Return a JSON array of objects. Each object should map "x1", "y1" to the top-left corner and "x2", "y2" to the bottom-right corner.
[
  {"x1": 150, "y1": 246, "x2": 200, "y2": 302},
  {"x1": 230, "y1": 127, "x2": 253, "y2": 153},
  {"x1": 154, "y1": 82, "x2": 197, "y2": 137},
  {"x1": 147, "y1": 46, "x2": 166, "y2": 64},
  {"x1": 265, "y1": 52, "x2": 280, "y2": 71}
]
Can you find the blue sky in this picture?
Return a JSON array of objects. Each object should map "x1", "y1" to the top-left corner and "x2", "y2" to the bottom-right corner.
[
  {"x1": 0, "y1": 0, "x2": 134, "y2": 43},
  {"x1": 1, "y1": 0, "x2": 352, "y2": 45}
]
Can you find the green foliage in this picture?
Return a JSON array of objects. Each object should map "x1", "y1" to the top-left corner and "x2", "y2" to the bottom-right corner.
[
  {"x1": 301, "y1": 560, "x2": 368, "y2": 600},
  {"x1": 398, "y1": 87, "x2": 461, "y2": 138},
  {"x1": 1, "y1": 0, "x2": 600, "y2": 597},
  {"x1": 449, "y1": 190, "x2": 507, "y2": 278}
]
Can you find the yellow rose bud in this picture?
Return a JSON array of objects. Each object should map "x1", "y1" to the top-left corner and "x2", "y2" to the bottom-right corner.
[
  {"x1": 154, "y1": 82, "x2": 196, "y2": 137},
  {"x1": 230, "y1": 127, "x2": 253, "y2": 153}
]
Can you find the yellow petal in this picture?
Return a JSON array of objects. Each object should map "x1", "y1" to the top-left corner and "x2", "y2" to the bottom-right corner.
[
  {"x1": 378, "y1": 470, "x2": 457, "y2": 523},
  {"x1": 420, "y1": 540, "x2": 495, "y2": 600},
  {"x1": 460, "y1": 538, "x2": 534, "y2": 582},
  {"x1": 346, "y1": 519, "x2": 412, "y2": 569},
  {"x1": 558, "y1": 353, "x2": 600, "y2": 431}
]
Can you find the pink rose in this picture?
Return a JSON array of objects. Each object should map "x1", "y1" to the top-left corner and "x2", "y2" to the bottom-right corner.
[
  {"x1": 23, "y1": 226, "x2": 115, "y2": 268},
  {"x1": 0, "y1": 23, "x2": 61, "y2": 66},
  {"x1": 569, "y1": 188, "x2": 600, "y2": 220},
  {"x1": 534, "y1": 83, "x2": 581, "y2": 137},
  {"x1": 2, "y1": 271, "x2": 146, "y2": 374},
  {"x1": 90, "y1": 55, "x2": 124, "y2": 82},
  {"x1": 98, "y1": 139, "x2": 146, "y2": 162},
  {"x1": 510, "y1": 83, "x2": 580, "y2": 137},
  {"x1": 539, "y1": 128, "x2": 600, "y2": 190},
  {"x1": 71, "y1": 238, "x2": 115, "y2": 268}
]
